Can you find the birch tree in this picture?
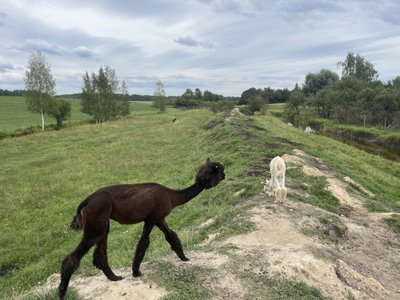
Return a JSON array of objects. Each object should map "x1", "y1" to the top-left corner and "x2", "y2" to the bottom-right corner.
[
  {"x1": 152, "y1": 80, "x2": 166, "y2": 113},
  {"x1": 81, "y1": 66, "x2": 129, "y2": 123},
  {"x1": 24, "y1": 51, "x2": 56, "y2": 131}
]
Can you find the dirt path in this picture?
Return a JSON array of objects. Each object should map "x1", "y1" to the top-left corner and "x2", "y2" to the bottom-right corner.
[{"x1": 31, "y1": 150, "x2": 400, "y2": 299}]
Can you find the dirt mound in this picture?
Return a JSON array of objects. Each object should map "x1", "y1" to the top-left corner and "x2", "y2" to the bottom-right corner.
[{"x1": 31, "y1": 268, "x2": 168, "y2": 300}]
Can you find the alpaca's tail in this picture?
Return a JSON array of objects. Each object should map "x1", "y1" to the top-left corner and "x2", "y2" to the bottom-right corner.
[{"x1": 70, "y1": 197, "x2": 90, "y2": 231}]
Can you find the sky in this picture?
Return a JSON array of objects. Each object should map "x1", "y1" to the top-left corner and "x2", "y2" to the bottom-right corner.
[{"x1": 0, "y1": 0, "x2": 399, "y2": 96}]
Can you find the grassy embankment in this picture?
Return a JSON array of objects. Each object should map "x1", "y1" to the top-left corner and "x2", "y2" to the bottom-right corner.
[
  {"x1": 0, "y1": 107, "x2": 399, "y2": 299},
  {"x1": 270, "y1": 104, "x2": 400, "y2": 156},
  {"x1": 0, "y1": 96, "x2": 159, "y2": 138}
]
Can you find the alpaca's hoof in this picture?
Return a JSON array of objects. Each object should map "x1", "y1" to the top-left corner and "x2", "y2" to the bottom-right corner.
[
  {"x1": 132, "y1": 270, "x2": 142, "y2": 277},
  {"x1": 109, "y1": 275, "x2": 123, "y2": 281},
  {"x1": 181, "y1": 257, "x2": 190, "y2": 262}
]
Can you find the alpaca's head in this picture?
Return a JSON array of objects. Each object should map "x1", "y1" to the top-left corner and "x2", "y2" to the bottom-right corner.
[{"x1": 196, "y1": 158, "x2": 225, "y2": 189}]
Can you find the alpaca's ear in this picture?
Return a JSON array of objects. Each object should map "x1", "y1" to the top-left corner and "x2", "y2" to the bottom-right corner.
[{"x1": 206, "y1": 157, "x2": 211, "y2": 164}]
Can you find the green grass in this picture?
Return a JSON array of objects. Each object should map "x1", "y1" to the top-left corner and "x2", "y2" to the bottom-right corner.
[
  {"x1": 385, "y1": 214, "x2": 400, "y2": 234},
  {"x1": 289, "y1": 105, "x2": 400, "y2": 145},
  {"x1": 0, "y1": 109, "x2": 289, "y2": 298},
  {"x1": 270, "y1": 280, "x2": 325, "y2": 299},
  {"x1": 147, "y1": 262, "x2": 211, "y2": 300},
  {"x1": 1, "y1": 107, "x2": 399, "y2": 298},
  {"x1": 287, "y1": 167, "x2": 340, "y2": 214},
  {"x1": 321, "y1": 121, "x2": 400, "y2": 144},
  {"x1": 21, "y1": 288, "x2": 82, "y2": 300},
  {"x1": 0, "y1": 96, "x2": 159, "y2": 134},
  {"x1": 0, "y1": 96, "x2": 88, "y2": 132}
]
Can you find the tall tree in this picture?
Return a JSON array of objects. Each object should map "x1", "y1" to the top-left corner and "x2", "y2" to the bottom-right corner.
[
  {"x1": 338, "y1": 52, "x2": 378, "y2": 83},
  {"x1": 115, "y1": 80, "x2": 130, "y2": 117},
  {"x1": 203, "y1": 90, "x2": 213, "y2": 102},
  {"x1": 153, "y1": 80, "x2": 166, "y2": 113},
  {"x1": 261, "y1": 87, "x2": 274, "y2": 103},
  {"x1": 81, "y1": 66, "x2": 129, "y2": 123},
  {"x1": 239, "y1": 87, "x2": 259, "y2": 105},
  {"x1": 195, "y1": 88, "x2": 203, "y2": 100},
  {"x1": 285, "y1": 89, "x2": 305, "y2": 124},
  {"x1": 24, "y1": 51, "x2": 56, "y2": 131},
  {"x1": 303, "y1": 69, "x2": 339, "y2": 96},
  {"x1": 390, "y1": 76, "x2": 400, "y2": 90},
  {"x1": 273, "y1": 88, "x2": 290, "y2": 103},
  {"x1": 182, "y1": 88, "x2": 194, "y2": 99}
]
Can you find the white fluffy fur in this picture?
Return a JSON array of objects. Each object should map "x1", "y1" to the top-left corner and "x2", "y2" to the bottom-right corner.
[{"x1": 264, "y1": 156, "x2": 287, "y2": 202}]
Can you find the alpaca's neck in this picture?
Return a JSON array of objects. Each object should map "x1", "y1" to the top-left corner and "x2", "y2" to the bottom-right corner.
[{"x1": 172, "y1": 182, "x2": 204, "y2": 208}]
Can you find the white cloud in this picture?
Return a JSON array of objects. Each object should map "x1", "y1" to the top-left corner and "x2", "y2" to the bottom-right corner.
[{"x1": 0, "y1": 0, "x2": 399, "y2": 96}]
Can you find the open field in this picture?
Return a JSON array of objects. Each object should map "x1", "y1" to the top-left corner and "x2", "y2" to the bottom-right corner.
[
  {"x1": 0, "y1": 96, "x2": 159, "y2": 134},
  {"x1": 0, "y1": 109, "x2": 399, "y2": 299}
]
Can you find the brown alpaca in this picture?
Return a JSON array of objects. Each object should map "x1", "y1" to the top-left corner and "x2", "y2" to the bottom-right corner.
[{"x1": 58, "y1": 159, "x2": 225, "y2": 299}]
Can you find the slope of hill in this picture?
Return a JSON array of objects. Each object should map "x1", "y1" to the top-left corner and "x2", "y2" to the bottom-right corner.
[
  {"x1": 27, "y1": 148, "x2": 400, "y2": 300},
  {"x1": 1, "y1": 109, "x2": 399, "y2": 299}
]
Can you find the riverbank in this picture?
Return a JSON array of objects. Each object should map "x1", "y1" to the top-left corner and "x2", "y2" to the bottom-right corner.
[{"x1": 302, "y1": 118, "x2": 400, "y2": 162}]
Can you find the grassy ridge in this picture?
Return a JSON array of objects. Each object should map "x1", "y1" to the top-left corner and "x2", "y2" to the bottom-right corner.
[
  {"x1": 0, "y1": 110, "x2": 211, "y2": 296},
  {"x1": 1, "y1": 109, "x2": 399, "y2": 298},
  {"x1": 0, "y1": 109, "x2": 295, "y2": 298}
]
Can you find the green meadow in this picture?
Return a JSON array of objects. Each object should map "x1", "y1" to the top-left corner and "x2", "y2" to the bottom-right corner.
[
  {"x1": 0, "y1": 96, "x2": 158, "y2": 134},
  {"x1": 0, "y1": 107, "x2": 399, "y2": 299}
]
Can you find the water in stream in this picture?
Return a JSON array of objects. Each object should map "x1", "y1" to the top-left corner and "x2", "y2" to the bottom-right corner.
[{"x1": 322, "y1": 132, "x2": 400, "y2": 162}]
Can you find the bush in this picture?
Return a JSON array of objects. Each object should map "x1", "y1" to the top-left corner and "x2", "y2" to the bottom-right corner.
[
  {"x1": 47, "y1": 99, "x2": 71, "y2": 128},
  {"x1": 209, "y1": 101, "x2": 235, "y2": 113},
  {"x1": 239, "y1": 105, "x2": 252, "y2": 115},
  {"x1": 174, "y1": 98, "x2": 201, "y2": 109}
]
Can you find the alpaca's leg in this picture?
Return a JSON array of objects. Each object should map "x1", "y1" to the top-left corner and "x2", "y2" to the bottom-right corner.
[
  {"x1": 281, "y1": 187, "x2": 287, "y2": 202},
  {"x1": 157, "y1": 219, "x2": 189, "y2": 261},
  {"x1": 277, "y1": 175, "x2": 283, "y2": 202},
  {"x1": 278, "y1": 175, "x2": 286, "y2": 202},
  {"x1": 274, "y1": 188, "x2": 281, "y2": 202},
  {"x1": 270, "y1": 175, "x2": 275, "y2": 191},
  {"x1": 272, "y1": 175, "x2": 280, "y2": 190},
  {"x1": 132, "y1": 220, "x2": 154, "y2": 277},
  {"x1": 93, "y1": 222, "x2": 123, "y2": 281},
  {"x1": 58, "y1": 233, "x2": 99, "y2": 300},
  {"x1": 273, "y1": 179, "x2": 278, "y2": 202},
  {"x1": 59, "y1": 201, "x2": 112, "y2": 300}
]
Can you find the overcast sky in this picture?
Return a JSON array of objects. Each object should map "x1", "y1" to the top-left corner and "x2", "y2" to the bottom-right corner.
[{"x1": 1, "y1": 0, "x2": 399, "y2": 96}]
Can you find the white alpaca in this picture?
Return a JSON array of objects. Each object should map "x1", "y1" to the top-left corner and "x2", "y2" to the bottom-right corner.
[{"x1": 264, "y1": 156, "x2": 287, "y2": 202}]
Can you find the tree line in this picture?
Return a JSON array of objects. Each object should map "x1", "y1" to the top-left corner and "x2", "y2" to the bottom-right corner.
[
  {"x1": 18, "y1": 50, "x2": 400, "y2": 131},
  {"x1": 234, "y1": 87, "x2": 291, "y2": 115},
  {"x1": 286, "y1": 52, "x2": 400, "y2": 128},
  {"x1": 0, "y1": 89, "x2": 25, "y2": 96},
  {"x1": 20, "y1": 51, "x2": 287, "y2": 127}
]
